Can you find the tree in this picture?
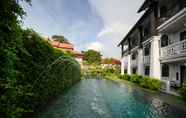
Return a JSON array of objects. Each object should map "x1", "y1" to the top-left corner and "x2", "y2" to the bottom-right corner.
[
  {"x1": 84, "y1": 50, "x2": 102, "y2": 64},
  {"x1": 52, "y1": 35, "x2": 68, "y2": 43},
  {"x1": 0, "y1": 0, "x2": 31, "y2": 117}
]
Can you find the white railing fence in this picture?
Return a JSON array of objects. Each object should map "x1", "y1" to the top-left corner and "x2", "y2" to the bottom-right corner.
[{"x1": 161, "y1": 39, "x2": 186, "y2": 58}]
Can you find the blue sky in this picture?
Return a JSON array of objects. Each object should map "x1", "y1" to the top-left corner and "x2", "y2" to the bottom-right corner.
[{"x1": 22, "y1": 0, "x2": 144, "y2": 59}]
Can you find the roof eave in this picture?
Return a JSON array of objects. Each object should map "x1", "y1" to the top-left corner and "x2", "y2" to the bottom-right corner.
[{"x1": 138, "y1": 0, "x2": 154, "y2": 13}]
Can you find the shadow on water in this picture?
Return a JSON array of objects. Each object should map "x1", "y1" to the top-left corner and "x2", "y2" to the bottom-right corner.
[{"x1": 38, "y1": 78, "x2": 186, "y2": 118}]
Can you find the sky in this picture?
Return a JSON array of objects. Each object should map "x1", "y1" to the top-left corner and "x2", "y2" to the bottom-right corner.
[{"x1": 22, "y1": 0, "x2": 144, "y2": 59}]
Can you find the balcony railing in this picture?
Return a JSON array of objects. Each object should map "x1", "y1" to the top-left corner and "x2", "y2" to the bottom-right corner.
[
  {"x1": 143, "y1": 56, "x2": 150, "y2": 65},
  {"x1": 161, "y1": 39, "x2": 186, "y2": 59}
]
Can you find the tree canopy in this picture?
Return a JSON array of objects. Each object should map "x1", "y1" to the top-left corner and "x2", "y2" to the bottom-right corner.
[
  {"x1": 0, "y1": 1, "x2": 81, "y2": 118},
  {"x1": 52, "y1": 35, "x2": 68, "y2": 43},
  {"x1": 84, "y1": 50, "x2": 102, "y2": 64}
]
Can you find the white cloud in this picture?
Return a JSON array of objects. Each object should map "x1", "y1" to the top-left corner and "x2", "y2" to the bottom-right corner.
[
  {"x1": 88, "y1": 0, "x2": 144, "y2": 59},
  {"x1": 86, "y1": 41, "x2": 102, "y2": 52}
]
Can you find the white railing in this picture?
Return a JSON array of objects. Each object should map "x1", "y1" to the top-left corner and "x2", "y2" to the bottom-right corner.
[
  {"x1": 161, "y1": 39, "x2": 186, "y2": 59},
  {"x1": 143, "y1": 56, "x2": 150, "y2": 65}
]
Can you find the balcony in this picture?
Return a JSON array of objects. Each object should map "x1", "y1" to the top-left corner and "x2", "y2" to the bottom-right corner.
[
  {"x1": 143, "y1": 56, "x2": 150, "y2": 65},
  {"x1": 157, "y1": 8, "x2": 186, "y2": 33},
  {"x1": 161, "y1": 39, "x2": 186, "y2": 61}
]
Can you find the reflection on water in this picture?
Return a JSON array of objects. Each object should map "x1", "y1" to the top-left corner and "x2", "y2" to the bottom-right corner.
[{"x1": 38, "y1": 79, "x2": 186, "y2": 118}]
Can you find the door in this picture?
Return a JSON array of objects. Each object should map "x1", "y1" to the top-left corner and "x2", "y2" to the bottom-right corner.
[{"x1": 180, "y1": 65, "x2": 186, "y2": 86}]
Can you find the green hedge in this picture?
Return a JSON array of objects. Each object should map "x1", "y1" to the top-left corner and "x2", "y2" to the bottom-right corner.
[
  {"x1": 0, "y1": 30, "x2": 81, "y2": 118},
  {"x1": 119, "y1": 74, "x2": 130, "y2": 81},
  {"x1": 180, "y1": 82, "x2": 186, "y2": 101},
  {"x1": 130, "y1": 75, "x2": 142, "y2": 84},
  {"x1": 140, "y1": 76, "x2": 161, "y2": 90},
  {"x1": 119, "y1": 74, "x2": 161, "y2": 91}
]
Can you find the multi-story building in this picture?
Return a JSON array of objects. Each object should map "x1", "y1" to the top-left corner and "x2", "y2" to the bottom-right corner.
[
  {"x1": 118, "y1": 0, "x2": 186, "y2": 93},
  {"x1": 46, "y1": 39, "x2": 84, "y2": 66},
  {"x1": 101, "y1": 58, "x2": 121, "y2": 70}
]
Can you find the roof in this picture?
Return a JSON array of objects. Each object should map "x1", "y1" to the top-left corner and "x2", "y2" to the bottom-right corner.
[
  {"x1": 71, "y1": 50, "x2": 84, "y2": 58},
  {"x1": 138, "y1": 0, "x2": 153, "y2": 13},
  {"x1": 51, "y1": 41, "x2": 74, "y2": 50},
  {"x1": 101, "y1": 58, "x2": 121, "y2": 65},
  {"x1": 118, "y1": 10, "x2": 151, "y2": 46}
]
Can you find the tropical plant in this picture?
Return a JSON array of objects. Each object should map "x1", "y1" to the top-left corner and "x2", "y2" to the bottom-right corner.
[
  {"x1": 180, "y1": 82, "x2": 186, "y2": 101},
  {"x1": 52, "y1": 35, "x2": 68, "y2": 43},
  {"x1": 119, "y1": 74, "x2": 131, "y2": 81},
  {"x1": 83, "y1": 50, "x2": 102, "y2": 64},
  {"x1": 130, "y1": 75, "x2": 142, "y2": 84},
  {"x1": 0, "y1": 1, "x2": 81, "y2": 117}
]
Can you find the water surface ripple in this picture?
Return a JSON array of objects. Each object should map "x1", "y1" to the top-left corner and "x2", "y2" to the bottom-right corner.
[{"x1": 39, "y1": 79, "x2": 186, "y2": 118}]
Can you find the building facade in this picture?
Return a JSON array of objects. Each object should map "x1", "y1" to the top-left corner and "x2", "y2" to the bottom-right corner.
[
  {"x1": 47, "y1": 39, "x2": 84, "y2": 66},
  {"x1": 101, "y1": 58, "x2": 121, "y2": 70},
  {"x1": 119, "y1": 0, "x2": 186, "y2": 92}
]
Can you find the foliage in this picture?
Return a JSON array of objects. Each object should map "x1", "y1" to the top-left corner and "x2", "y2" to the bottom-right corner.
[
  {"x1": 119, "y1": 74, "x2": 131, "y2": 81},
  {"x1": 0, "y1": 29, "x2": 81, "y2": 118},
  {"x1": 52, "y1": 35, "x2": 68, "y2": 43},
  {"x1": 0, "y1": 0, "x2": 81, "y2": 117},
  {"x1": 106, "y1": 68, "x2": 115, "y2": 73},
  {"x1": 139, "y1": 76, "x2": 161, "y2": 90},
  {"x1": 83, "y1": 50, "x2": 102, "y2": 64},
  {"x1": 119, "y1": 75, "x2": 161, "y2": 91},
  {"x1": 180, "y1": 82, "x2": 186, "y2": 101},
  {"x1": 130, "y1": 75, "x2": 142, "y2": 84}
]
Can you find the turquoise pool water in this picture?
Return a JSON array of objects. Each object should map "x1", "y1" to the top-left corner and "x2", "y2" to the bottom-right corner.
[{"x1": 39, "y1": 79, "x2": 186, "y2": 118}]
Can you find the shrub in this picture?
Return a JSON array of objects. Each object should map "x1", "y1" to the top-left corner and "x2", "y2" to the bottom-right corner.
[
  {"x1": 180, "y1": 82, "x2": 186, "y2": 101},
  {"x1": 119, "y1": 74, "x2": 130, "y2": 81},
  {"x1": 0, "y1": 1, "x2": 81, "y2": 117},
  {"x1": 140, "y1": 76, "x2": 150, "y2": 88},
  {"x1": 148, "y1": 78, "x2": 162, "y2": 90},
  {"x1": 118, "y1": 74, "x2": 161, "y2": 91},
  {"x1": 139, "y1": 76, "x2": 161, "y2": 90},
  {"x1": 130, "y1": 75, "x2": 142, "y2": 84},
  {"x1": 0, "y1": 30, "x2": 81, "y2": 118}
]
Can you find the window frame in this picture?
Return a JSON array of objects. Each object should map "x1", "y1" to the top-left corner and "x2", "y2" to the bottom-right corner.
[
  {"x1": 161, "y1": 64, "x2": 169, "y2": 77},
  {"x1": 161, "y1": 34, "x2": 169, "y2": 47},
  {"x1": 180, "y1": 31, "x2": 186, "y2": 41},
  {"x1": 144, "y1": 66, "x2": 150, "y2": 76}
]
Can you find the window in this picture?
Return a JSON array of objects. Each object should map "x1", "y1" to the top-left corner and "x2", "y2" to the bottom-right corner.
[
  {"x1": 162, "y1": 64, "x2": 169, "y2": 77},
  {"x1": 144, "y1": 44, "x2": 151, "y2": 56},
  {"x1": 132, "y1": 67, "x2": 137, "y2": 74},
  {"x1": 143, "y1": 28, "x2": 149, "y2": 38},
  {"x1": 161, "y1": 35, "x2": 169, "y2": 47},
  {"x1": 176, "y1": 72, "x2": 179, "y2": 80},
  {"x1": 160, "y1": 6, "x2": 167, "y2": 18},
  {"x1": 124, "y1": 69, "x2": 127, "y2": 74},
  {"x1": 144, "y1": 66, "x2": 150, "y2": 76},
  {"x1": 132, "y1": 52, "x2": 137, "y2": 60},
  {"x1": 180, "y1": 31, "x2": 186, "y2": 41}
]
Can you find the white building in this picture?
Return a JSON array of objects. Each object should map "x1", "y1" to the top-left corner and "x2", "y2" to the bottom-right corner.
[{"x1": 118, "y1": 0, "x2": 186, "y2": 93}]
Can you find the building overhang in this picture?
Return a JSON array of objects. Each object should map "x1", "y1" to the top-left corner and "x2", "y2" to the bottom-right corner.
[
  {"x1": 157, "y1": 8, "x2": 186, "y2": 33},
  {"x1": 138, "y1": 0, "x2": 152, "y2": 13},
  {"x1": 118, "y1": 10, "x2": 151, "y2": 47},
  {"x1": 160, "y1": 55, "x2": 186, "y2": 64}
]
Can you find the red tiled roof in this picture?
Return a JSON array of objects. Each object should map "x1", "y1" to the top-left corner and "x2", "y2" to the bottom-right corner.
[
  {"x1": 49, "y1": 40, "x2": 84, "y2": 59},
  {"x1": 51, "y1": 41, "x2": 74, "y2": 50},
  {"x1": 71, "y1": 50, "x2": 84, "y2": 58},
  {"x1": 101, "y1": 58, "x2": 121, "y2": 65}
]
